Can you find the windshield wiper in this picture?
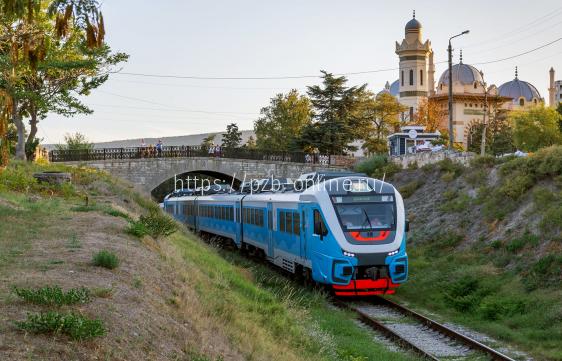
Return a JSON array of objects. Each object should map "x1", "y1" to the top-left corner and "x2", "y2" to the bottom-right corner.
[{"x1": 361, "y1": 208, "x2": 373, "y2": 230}]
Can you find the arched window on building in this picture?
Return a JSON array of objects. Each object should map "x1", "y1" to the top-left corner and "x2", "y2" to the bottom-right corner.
[
  {"x1": 533, "y1": 99, "x2": 537, "y2": 105},
  {"x1": 474, "y1": 82, "x2": 478, "y2": 89},
  {"x1": 519, "y1": 98, "x2": 525, "y2": 107},
  {"x1": 420, "y1": 70, "x2": 423, "y2": 86},
  {"x1": 440, "y1": 83, "x2": 443, "y2": 91},
  {"x1": 401, "y1": 71, "x2": 404, "y2": 86},
  {"x1": 409, "y1": 70, "x2": 414, "y2": 86}
]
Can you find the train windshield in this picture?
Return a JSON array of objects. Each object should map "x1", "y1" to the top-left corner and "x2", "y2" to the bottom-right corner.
[{"x1": 332, "y1": 195, "x2": 395, "y2": 231}]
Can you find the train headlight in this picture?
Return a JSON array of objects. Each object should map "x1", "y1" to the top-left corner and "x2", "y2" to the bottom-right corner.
[
  {"x1": 388, "y1": 249, "x2": 399, "y2": 256},
  {"x1": 343, "y1": 251, "x2": 355, "y2": 257}
]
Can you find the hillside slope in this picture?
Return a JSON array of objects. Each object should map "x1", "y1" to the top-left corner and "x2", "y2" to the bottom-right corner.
[
  {"x1": 386, "y1": 146, "x2": 562, "y2": 360},
  {"x1": 0, "y1": 161, "x2": 418, "y2": 361}
]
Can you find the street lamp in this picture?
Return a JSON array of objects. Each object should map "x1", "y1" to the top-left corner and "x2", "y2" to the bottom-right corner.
[{"x1": 447, "y1": 30, "x2": 469, "y2": 151}]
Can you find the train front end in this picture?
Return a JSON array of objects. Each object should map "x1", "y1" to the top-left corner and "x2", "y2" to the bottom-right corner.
[{"x1": 305, "y1": 177, "x2": 408, "y2": 296}]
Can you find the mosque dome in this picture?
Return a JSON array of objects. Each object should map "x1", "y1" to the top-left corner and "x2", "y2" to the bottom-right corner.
[
  {"x1": 438, "y1": 61, "x2": 483, "y2": 86},
  {"x1": 389, "y1": 79, "x2": 399, "y2": 96},
  {"x1": 378, "y1": 80, "x2": 400, "y2": 97},
  {"x1": 405, "y1": 11, "x2": 421, "y2": 32},
  {"x1": 498, "y1": 68, "x2": 541, "y2": 103}
]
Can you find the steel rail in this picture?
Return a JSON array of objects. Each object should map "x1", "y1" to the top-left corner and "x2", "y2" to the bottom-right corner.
[
  {"x1": 375, "y1": 297, "x2": 516, "y2": 361},
  {"x1": 335, "y1": 300, "x2": 440, "y2": 361}
]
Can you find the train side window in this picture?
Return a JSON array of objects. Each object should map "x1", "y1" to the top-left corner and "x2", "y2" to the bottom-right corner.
[
  {"x1": 258, "y1": 210, "x2": 263, "y2": 227},
  {"x1": 293, "y1": 212, "x2": 300, "y2": 235},
  {"x1": 280, "y1": 211, "x2": 285, "y2": 232},
  {"x1": 286, "y1": 212, "x2": 292, "y2": 234},
  {"x1": 313, "y1": 210, "x2": 328, "y2": 237},
  {"x1": 268, "y1": 209, "x2": 272, "y2": 230}
]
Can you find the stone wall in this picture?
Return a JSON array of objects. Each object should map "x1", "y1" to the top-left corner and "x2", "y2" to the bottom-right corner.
[
  {"x1": 390, "y1": 151, "x2": 476, "y2": 169},
  {"x1": 63, "y1": 157, "x2": 345, "y2": 194}
]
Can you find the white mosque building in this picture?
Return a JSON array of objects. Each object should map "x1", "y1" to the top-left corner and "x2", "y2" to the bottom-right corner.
[{"x1": 381, "y1": 12, "x2": 558, "y2": 149}]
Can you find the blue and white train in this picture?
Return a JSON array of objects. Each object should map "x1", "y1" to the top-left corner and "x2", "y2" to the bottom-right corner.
[{"x1": 163, "y1": 175, "x2": 409, "y2": 296}]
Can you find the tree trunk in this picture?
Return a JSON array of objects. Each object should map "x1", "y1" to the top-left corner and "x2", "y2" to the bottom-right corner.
[
  {"x1": 25, "y1": 104, "x2": 38, "y2": 160},
  {"x1": 12, "y1": 98, "x2": 26, "y2": 161}
]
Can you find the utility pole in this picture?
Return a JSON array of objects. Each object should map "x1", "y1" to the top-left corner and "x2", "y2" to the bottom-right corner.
[
  {"x1": 447, "y1": 30, "x2": 470, "y2": 151},
  {"x1": 480, "y1": 70, "x2": 489, "y2": 156}
]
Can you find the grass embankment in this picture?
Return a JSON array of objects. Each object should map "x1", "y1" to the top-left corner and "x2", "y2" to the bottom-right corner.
[
  {"x1": 0, "y1": 161, "x2": 418, "y2": 361},
  {"x1": 358, "y1": 146, "x2": 562, "y2": 360}
]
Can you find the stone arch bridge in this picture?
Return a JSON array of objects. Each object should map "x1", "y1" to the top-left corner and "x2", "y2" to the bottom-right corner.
[{"x1": 51, "y1": 147, "x2": 350, "y2": 194}]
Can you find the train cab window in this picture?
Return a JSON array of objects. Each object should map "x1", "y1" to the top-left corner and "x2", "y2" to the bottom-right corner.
[
  {"x1": 313, "y1": 210, "x2": 328, "y2": 237},
  {"x1": 293, "y1": 213, "x2": 300, "y2": 235},
  {"x1": 280, "y1": 211, "x2": 285, "y2": 232}
]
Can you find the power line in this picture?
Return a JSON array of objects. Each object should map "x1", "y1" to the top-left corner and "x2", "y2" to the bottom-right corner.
[
  {"x1": 97, "y1": 90, "x2": 259, "y2": 115},
  {"x1": 471, "y1": 37, "x2": 562, "y2": 65},
  {"x1": 113, "y1": 38, "x2": 561, "y2": 81}
]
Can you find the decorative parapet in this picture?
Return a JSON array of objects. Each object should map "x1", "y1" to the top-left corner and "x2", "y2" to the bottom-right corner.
[{"x1": 390, "y1": 151, "x2": 475, "y2": 169}]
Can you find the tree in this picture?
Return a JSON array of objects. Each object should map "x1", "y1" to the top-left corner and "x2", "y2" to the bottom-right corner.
[
  {"x1": 0, "y1": 0, "x2": 127, "y2": 161},
  {"x1": 511, "y1": 106, "x2": 562, "y2": 152},
  {"x1": 413, "y1": 98, "x2": 446, "y2": 131},
  {"x1": 254, "y1": 89, "x2": 311, "y2": 152},
  {"x1": 221, "y1": 123, "x2": 242, "y2": 149},
  {"x1": 200, "y1": 134, "x2": 216, "y2": 148},
  {"x1": 359, "y1": 92, "x2": 406, "y2": 154},
  {"x1": 300, "y1": 71, "x2": 367, "y2": 154},
  {"x1": 556, "y1": 102, "x2": 562, "y2": 132},
  {"x1": 244, "y1": 135, "x2": 256, "y2": 149},
  {"x1": 55, "y1": 132, "x2": 93, "y2": 151}
]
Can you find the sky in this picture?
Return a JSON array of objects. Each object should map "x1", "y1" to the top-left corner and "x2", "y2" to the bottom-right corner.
[{"x1": 40, "y1": 0, "x2": 562, "y2": 144}]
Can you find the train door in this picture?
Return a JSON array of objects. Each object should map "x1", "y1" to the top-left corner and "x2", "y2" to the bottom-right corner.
[
  {"x1": 267, "y1": 203, "x2": 274, "y2": 259},
  {"x1": 300, "y1": 204, "x2": 309, "y2": 259},
  {"x1": 235, "y1": 200, "x2": 242, "y2": 245}
]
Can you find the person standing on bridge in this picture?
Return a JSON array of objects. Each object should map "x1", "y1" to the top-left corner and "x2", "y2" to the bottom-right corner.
[{"x1": 156, "y1": 139, "x2": 163, "y2": 157}]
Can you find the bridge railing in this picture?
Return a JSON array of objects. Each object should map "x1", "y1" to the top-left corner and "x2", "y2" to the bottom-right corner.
[{"x1": 49, "y1": 146, "x2": 337, "y2": 165}]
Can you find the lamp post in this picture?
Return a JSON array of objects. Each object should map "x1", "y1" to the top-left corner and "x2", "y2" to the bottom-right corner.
[
  {"x1": 447, "y1": 30, "x2": 470, "y2": 151},
  {"x1": 480, "y1": 70, "x2": 489, "y2": 156}
]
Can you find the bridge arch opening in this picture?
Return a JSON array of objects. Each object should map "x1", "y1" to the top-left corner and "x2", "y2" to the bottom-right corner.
[{"x1": 151, "y1": 170, "x2": 242, "y2": 202}]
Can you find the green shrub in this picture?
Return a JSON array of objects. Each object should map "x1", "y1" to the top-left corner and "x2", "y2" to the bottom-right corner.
[
  {"x1": 399, "y1": 180, "x2": 424, "y2": 199},
  {"x1": 440, "y1": 193, "x2": 471, "y2": 213},
  {"x1": 444, "y1": 276, "x2": 489, "y2": 312},
  {"x1": 490, "y1": 240, "x2": 503, "y2": 249},
  {"x1": 0, "y1": 166, "x2": 37, "y2": 192},
  {"x1": 12, "y1": 286, "x2": 90, "y2": 305},
  {"x1": 478, "y1": 295, "x2": 526, "y2": 320},
  {"x1": 470, "y1": 155, "x2": 496, "y2": 168},
  {"x1": 506, "y1": 232, "x2": 539, "y2": 253},
  {"x1": 464, "y1": 168, "x2": 488, "y2": 186},
  {"x1": 127, "y1": 211, "x2": 177, "y2": 239},
  {"x1": 16, "y1": 312, "x2": 105, "y2": 340},
  {"x1": 92, "y1": 250, "x2": 120, "y2": 269},
  {"x1": 354, "y1": 155, "x2": 402, "y2": 179},
  {"x1": 539, "y1": 205, "x2": 562, "y2": 235},
  {"x1": 499, "y1": 174, "x2": 534, "y2": 200},
  {"x1": 105, "y1": 208, "x2": 131, "y2": 220},
  {"x1": 437, "y1": 158, "x2": 464, "y2": 178},
  {"x1": 522, "y1": 255, "x2": 562, "y2": 291},
  {"x1": 354, "y1": 155, "x2": 388, "y2": 175}
]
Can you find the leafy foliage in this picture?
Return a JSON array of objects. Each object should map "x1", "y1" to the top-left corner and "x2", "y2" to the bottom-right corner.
[
  {"x1": 299, "y1": 71, "x2": 367, "y2": 154},
  {"x1": 16, "y1": 311, "x2": 105, "y2": 340},
  {"x1": 54, "y1": 132, "x2": 93, "y2": 151},
  {"x1": 254, "y1": 90, "x2": 311, "y2": 152},
  {"x1": 221, "y1": 123, "x2": 242, "y2": 149},
  {"x1": 127, "y1": 211, "x2": 177, "y2": 239},
  {"x1": 511, "y1": 107, "x2": 562, "y2": 151},
  {"x1": 12, "y1": 285, "x2": 90, "y2": 305},
  {"x1": 358, "y1": 92, "x2": 406, "y2": 154},
  {"x1": 92, "y1": 250, "x2": 119, "y2": 269}
]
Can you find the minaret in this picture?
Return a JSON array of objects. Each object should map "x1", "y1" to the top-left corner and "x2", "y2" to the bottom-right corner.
[
  {"x1": 549, "y1": 67, "x2": 556, "y2": 107},
  {"x1": 395, "y1": 10, "x2": 432, "y2": 121},
  {"x1": 428, "y1": 49, "x2": 435, "y2": 96}
]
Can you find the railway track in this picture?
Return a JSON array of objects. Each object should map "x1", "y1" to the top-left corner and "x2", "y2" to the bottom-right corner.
[{"x1": 336, "y1": 297, "x2": 518, "y2": 361}]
